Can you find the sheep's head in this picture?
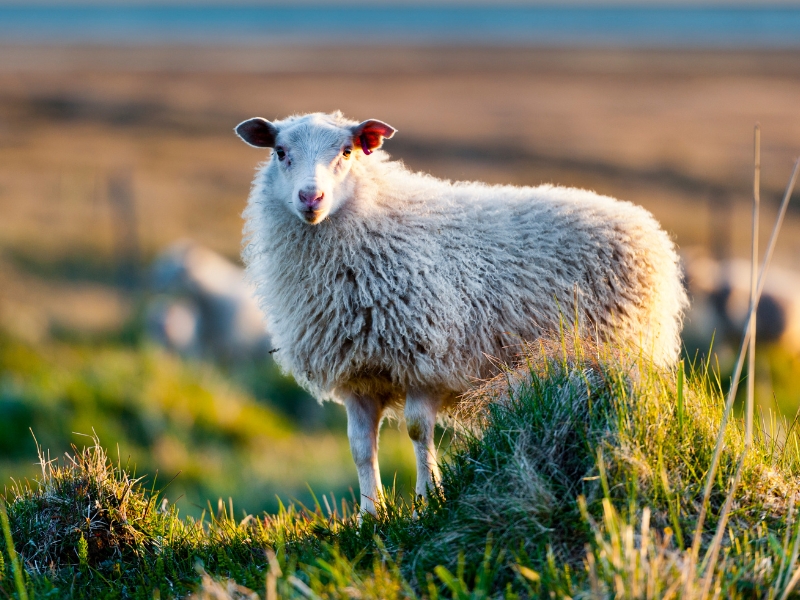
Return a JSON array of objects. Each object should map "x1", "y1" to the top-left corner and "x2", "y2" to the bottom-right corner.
[{"x1": 235, "y1": 112, "x2": 396, "y2": 225}]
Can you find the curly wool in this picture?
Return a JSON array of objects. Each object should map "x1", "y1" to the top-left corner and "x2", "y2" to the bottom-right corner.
[{"x1": 242, "y1": 128, "x2": 687, "y2": 406}]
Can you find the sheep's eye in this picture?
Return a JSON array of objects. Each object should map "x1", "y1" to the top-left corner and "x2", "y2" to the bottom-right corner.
[
  {"x1": 342, "y1": 147, "x2": 352, "y2": 158},
  {"x1": 275, "y1": 147, "x2": 286, "y2": 161}
]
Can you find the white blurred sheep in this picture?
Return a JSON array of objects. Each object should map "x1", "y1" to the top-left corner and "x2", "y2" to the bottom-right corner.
[
  {"x1": 236, "y1": 111, "x2": 687, "y2": 514},
  {"x1": 148, "y1": 241, "x2": 271, "y2": 361}
]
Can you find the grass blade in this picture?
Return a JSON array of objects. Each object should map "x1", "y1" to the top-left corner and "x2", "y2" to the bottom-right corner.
[
  {"x1": 677, "y1": 359, "x2": 685, "y2": 443},
  {"x1": 746, "y1": 123, "x2": 760, "y2": 448},
  {"x1": 0, "y1": 499, "x2": 29, "y2": 600}
]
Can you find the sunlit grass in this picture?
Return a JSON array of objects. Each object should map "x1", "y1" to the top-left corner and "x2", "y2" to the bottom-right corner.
[
  {"x1": 0, "y1": 331, "x2": 416, "y2": 518},
  {"x1": 3, "y1": 342, "x2": 800, "y2": 598}
]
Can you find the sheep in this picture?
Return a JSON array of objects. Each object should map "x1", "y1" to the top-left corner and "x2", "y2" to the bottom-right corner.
[
  {"x1": 148, "y1": 241, "x2": 271, "y2": 361},
  {"x1": 236, "y1": 111, "x2": 687, "y2": 515},
  {"x1": 682, "y1": 249, "x2": 800, "y2": 355}
]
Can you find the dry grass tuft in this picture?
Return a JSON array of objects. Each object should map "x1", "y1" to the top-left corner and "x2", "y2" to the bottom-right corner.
[
  {"x1": 4, "y1": 434, "x2": 163, "y2": 573},
  {"x1": 456, "y1": 334, "x2": 630, "y2": 426}
]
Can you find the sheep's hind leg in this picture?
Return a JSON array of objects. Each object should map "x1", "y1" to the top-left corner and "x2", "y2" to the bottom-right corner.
[
  {"x1": 405, "y1": 392, "x2": 442, "y2": 501},
  {"x1": 344, "y1": 394, "x2": 384, "y2": 516}
]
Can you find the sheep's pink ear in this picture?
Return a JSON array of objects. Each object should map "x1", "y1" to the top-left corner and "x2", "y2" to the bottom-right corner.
[
  {"x1": 351, "y1": 119, "x2": 396, "y2": 155},
  {"x1": 235, "y1": 118, "x2": 278, "y2": 148}
]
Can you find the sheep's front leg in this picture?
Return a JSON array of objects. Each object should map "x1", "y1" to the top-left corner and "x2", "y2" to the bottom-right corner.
[
  {"x1": 405, "y1": 392, "x2": 442, "y2": 499},
  {"x1": 344, "y1": 394, "x2": 384, "y2": 516}
]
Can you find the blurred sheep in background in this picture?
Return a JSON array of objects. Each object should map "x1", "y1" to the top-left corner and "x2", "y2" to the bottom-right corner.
[
  {"x1": 147, "y1": 241, "x2": 271, "y2": 361},
  {"x1": 682, "y1": 248, "x2": 800, "y2": 357}
]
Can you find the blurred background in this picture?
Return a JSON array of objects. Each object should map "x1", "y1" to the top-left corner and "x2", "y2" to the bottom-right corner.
[{"x1": 1, "y1": 1, "x2": 799, "y2": 518}]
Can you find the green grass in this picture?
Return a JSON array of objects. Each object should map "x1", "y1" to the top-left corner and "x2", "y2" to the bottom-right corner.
[
  {"x1": 0, "y1": 330, "x2": 416, "y2": 518},
  {"x1": 2, "y1": 341, "x2": 800, "y2": 598}
]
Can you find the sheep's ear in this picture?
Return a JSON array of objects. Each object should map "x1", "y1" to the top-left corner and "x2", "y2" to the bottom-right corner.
[
  {"x1": 351, "y1": 119, "x2": 396, "y2": 155},
  {"x1": 235, "y1": 118, "x2": 278, "y2": 148}
]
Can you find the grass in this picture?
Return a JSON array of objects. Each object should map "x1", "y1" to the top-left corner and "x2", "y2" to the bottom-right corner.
[
  {"x1": 0, "y1": 329, "x2": 416, "y2": 518},
  {"x1": 2, "y1": 340, "x2": 800, "y2": 598}
]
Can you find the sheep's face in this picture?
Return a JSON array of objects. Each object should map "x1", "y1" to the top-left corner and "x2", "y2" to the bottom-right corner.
[{"x1": 235, "y1": 113, "x2": 396, "y2": 225}]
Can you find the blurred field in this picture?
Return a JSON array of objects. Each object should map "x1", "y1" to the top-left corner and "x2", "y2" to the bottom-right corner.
[{"x1": 1, "y1": 44, "x2": 799, "y2": 515}]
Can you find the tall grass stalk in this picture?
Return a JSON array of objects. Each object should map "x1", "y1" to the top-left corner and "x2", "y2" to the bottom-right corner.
[
  {"x1": 677, "y1": 359, "x2": 685, "y2": 442},
  {"x1": 0, "y1": 499, "x2": 29, "y2": 600},
  {"x1": 697, "y1": 124, "x2": 763, "y2": 597},
  {"x1": 689, "y1": 155, "x2": 800, "y2": 575},
  {"x1": 747, "y1": 123, "x2": 760, "y2": 448}
]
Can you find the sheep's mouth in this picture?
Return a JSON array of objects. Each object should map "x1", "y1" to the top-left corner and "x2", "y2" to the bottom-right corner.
[{"x1": 301, "y1": 209, "x2": 324, "y2": 224}]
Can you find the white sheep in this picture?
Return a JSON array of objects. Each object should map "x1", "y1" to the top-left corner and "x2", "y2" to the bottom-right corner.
[
  {"x1": 682, "y1": 249, "x2": 800, "y2": 354},
  {"x1": 149, "y1": 241, "x2": 271, "y2": 361},
  {"x1": 236, "y1": 111, "x2": 687, "y2": 515}
]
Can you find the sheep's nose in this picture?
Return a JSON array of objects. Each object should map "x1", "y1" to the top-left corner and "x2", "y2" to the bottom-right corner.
[{"x1": 298, "y1": 189, "x2": 324, "y2": 209}]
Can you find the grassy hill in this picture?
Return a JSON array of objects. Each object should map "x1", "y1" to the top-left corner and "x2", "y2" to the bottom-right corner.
[{"x1": 2, "y1": 343, "x2": 800, "y2": 598}]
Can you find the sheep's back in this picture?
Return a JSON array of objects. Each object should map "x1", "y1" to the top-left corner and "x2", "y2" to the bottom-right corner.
[{"x1": 421, "y1": 182, "x2": 686, "y2": 372}]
